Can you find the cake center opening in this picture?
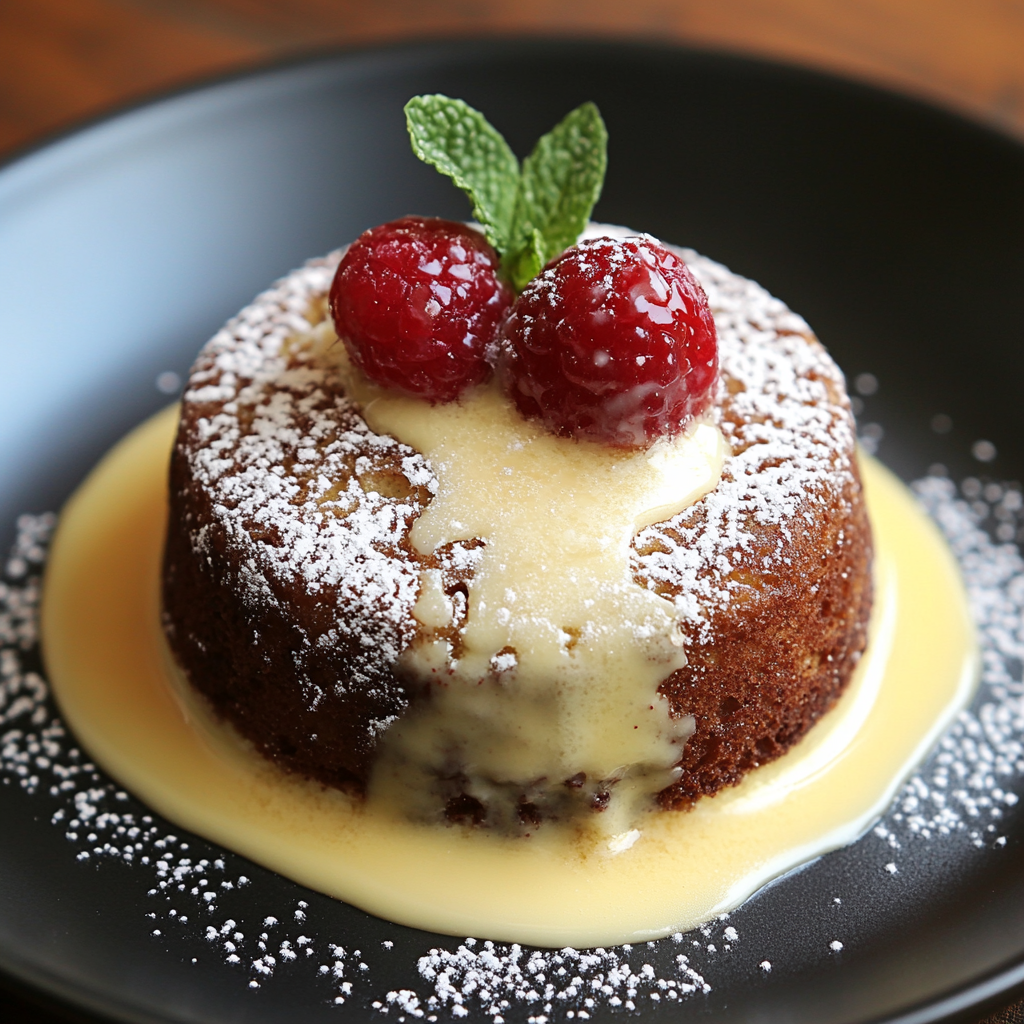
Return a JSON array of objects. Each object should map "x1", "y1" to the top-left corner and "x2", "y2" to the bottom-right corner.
[{"x1": 347, "y1": 361, "x2": 726, "y2": 832}]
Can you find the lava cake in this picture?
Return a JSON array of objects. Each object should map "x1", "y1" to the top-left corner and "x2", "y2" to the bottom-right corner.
[{"x1": 162, "y1": 228, "x2": 872, "y2": 829}]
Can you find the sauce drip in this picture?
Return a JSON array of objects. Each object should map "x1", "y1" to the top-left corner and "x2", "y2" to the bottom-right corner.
[{"x1": 356, "y1": 379, "x2": 725, "y2": 832}]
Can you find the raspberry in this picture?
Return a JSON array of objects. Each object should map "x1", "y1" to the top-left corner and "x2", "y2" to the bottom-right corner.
[
  {"x1": 497, "y1": 236, "x2": 718, "y2": 446},
  {"x1": 330, "y1": 216, "x2": 513, "y2": 402}
]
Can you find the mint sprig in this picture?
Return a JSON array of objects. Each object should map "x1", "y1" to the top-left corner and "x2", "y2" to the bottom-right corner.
[{"x1": 405, "y1": 95, "x2": 608, "y2": 291}]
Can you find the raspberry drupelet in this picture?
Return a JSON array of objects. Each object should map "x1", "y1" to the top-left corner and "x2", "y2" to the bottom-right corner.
[
  {"x1": 330, "y1": 216, "x2": 513, "y2": 403},
  {"x1": 497, "y1": 235, "x2": 719, "y2": 447}
]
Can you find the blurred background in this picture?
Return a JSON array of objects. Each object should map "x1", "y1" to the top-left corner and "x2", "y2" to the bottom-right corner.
[{"x1": 1, "y1": 0, "x2": 1024, "y2": 160}]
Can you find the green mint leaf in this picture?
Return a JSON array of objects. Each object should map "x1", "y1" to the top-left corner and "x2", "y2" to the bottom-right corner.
[
  {"x1": 404, "y1": 95, "x2": 609, "y2": 291},
  {"x1": 405, "y1": 95, "x2": 519, "y2": 253},
  {"x1": 507, "y1": 102, "x2": 608, "y2": 289}
]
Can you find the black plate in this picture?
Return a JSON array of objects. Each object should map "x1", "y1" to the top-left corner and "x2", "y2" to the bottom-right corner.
[{"x1": 2, "y1": 39, "x2": 1024, "y2": 1024}]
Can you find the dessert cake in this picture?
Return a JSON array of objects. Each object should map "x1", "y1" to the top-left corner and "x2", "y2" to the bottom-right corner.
[
  {"x1": 162, "y1": 96, "x2": 872, "y2": 832},
  {"x1": 162, "y1": 234, "x2": 871, "y2": 825}
]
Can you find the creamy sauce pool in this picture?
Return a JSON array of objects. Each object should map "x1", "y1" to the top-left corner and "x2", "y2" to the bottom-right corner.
[{"x1": 41, "y1": 405, "x2": 978, "y2": 947}]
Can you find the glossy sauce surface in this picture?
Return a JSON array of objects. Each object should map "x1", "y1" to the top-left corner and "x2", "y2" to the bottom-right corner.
[
  {"x1": 42, "y1": 405, "x2": 978, "y2": 947},
  {"x1": 361, "y1": 373, "x2": 726, "y2": 832}
]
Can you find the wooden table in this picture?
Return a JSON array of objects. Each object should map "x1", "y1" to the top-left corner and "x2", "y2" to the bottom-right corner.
[
  {"x1": 1, "y1": 2, "x2": 1022, "y2": 1021},
  {"x1": 2, "y1": 0, "x2": 1023, "y2": 157}
]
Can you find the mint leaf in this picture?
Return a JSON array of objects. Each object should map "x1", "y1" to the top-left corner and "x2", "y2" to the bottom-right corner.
[
  {"x1": 403, "y1": 95, "x2": 608, "y2": 291},
  {"x1": 506, "y1": 102, "x2": 607, "y2": 290},
  {"x1": 405, "y1": 95, "x2": 519, "y2": 253}
]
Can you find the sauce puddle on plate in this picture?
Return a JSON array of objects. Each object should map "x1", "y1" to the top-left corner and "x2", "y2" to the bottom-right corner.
[{"x1": 41, "y1": 404, "x2": 978, "y2": 948}]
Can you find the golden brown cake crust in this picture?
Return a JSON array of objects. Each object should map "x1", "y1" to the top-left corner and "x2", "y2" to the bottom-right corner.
[
  {"x1": 162, "y1": 243, "x2": 872, "y2": 813},
  {"x1": 652, "y1": 458, "x2": 872, "y2": 808}
]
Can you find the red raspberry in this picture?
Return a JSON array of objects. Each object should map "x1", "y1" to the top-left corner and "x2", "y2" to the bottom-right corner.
[
  {"x1": 330, "y1": 216, "x2": 513, "y2": 402},
  {"x1": 497, "y1": 236, "x2": 718, "y2": 446}
]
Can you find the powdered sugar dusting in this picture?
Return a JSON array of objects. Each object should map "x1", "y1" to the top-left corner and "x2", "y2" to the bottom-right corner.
[
  {"x1": 177, "y1": 252, "x2": 432, "y2": 700},
  {"x1": 635, "y1": 244, "x2": 856, "y2": 639},
  {"x1": 391, "y1": 938, "x2": 711, "y2": 1020},
  {"x1": 867, "y1": 474, "x2": 1024, "y2": 862}
]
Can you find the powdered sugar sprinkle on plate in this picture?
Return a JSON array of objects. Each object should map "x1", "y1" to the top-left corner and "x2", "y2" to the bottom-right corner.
[{"x1": 3, "y1": 462, "x2": 1023, "y2": 1017}]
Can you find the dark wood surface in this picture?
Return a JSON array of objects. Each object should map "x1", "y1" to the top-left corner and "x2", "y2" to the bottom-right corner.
[
  {"x1": 2, "y1": 2, "x2": 1023, "y2": 1021},
  {"x1": 1, "y1": 0, "x2": 1023, "y2": 158}
]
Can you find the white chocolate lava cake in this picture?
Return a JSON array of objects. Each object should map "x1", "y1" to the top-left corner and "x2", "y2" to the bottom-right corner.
[{"x1": 162, "y1": 229, "x2": 872, "y2": 832}]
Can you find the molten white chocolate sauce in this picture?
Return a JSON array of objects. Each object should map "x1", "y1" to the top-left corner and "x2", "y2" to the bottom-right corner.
[
  {"x1": 353, "y1": 368, "x2": 726, "y2": 832},
  {"x1": 43, "y1": 404, "x2": 978, "y2": 948}
]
